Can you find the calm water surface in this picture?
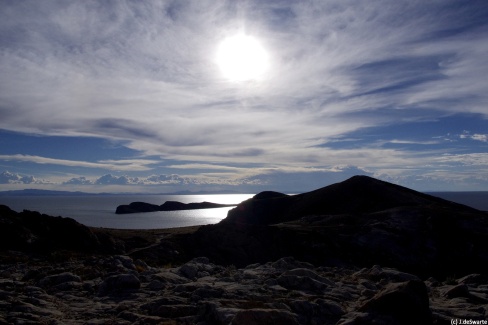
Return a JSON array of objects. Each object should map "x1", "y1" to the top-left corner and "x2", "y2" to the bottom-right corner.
[
  {"x1": 0, "y1": 194, "x2": 253, "y2": 229},
  {"x1": 1, "y1": 192, "x2": 487, "y2": 229}
]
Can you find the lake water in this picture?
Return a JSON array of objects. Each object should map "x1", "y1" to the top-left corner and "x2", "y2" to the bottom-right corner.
[
  {"x1": 427, "y1": 192, "x2": 488, "y2": 212},
  {"x1": 1, "y1": 192, "x2": 487, "y2": 229},
  {"x1": 0, "y1": 194, "x2": 253, "y2": 229}
]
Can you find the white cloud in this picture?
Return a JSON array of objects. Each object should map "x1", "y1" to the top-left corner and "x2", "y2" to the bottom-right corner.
[
  {"x1": 389, "y1": 139, "x2": 439, "y2": 145},
  {"x1": 63, "y1": 176, "x2": 93, "y2": 185},
  {"x1": 437, "y1": 153, "x2": 488, "y2": 166},
  {"x1": 0, "y1": 1, "x2": 487, "y2": 191},
  {"x1": 460, "y1": 133, "x2": 488, "y2": 143},
  {"x1": 472, "y1": 134, "x2": 488, "y2": 143},
  {"x1": 0, "y1": 171, "x2": 49, "y2": 184},
  {"x1": 95, "y1": 174, "x2": 141, "y2": 185},
  {"x1": 0, "y1": 155, "x2": 156, "y2": 171},
  {"x1": 145, "y1": 174, "x2": 187, "y2": 185},
  {"x1": 166, "y1": 163, "x2": 243, "y2": 171}
]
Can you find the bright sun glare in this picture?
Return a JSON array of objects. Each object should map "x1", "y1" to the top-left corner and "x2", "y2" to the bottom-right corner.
[{"x1": 216, "y1": 34, "x2": 269, "y2": 82}]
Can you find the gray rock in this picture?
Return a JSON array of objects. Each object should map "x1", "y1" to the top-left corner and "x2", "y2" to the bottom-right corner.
[
  {"x1": 0, "y1": 289, "x2": 14, "y2": 300},
  {"x1": 134, "y1": 259, "x2": 151, "y2": 272},
  {"x1": 39, "y1": 272, "x2": 81, "y2": 288},
  {"x1": 113, "y1": 255, "x2": 136, "y2": 271},
  {"x1": 151, "y1": 304, "x2": 199, "y2": 318},
  {"x1": 152, "y1": 270, "x2": 189, "y2": 284},
  {"x1": 284, "y1": 268, "x2": 335, "y2": 286},
  {"x1": 141, "y1": 296, "x2": 188, "y2": 315},
  {"x1": 231, "y1": 308, "x2": 300, "y2": 325},
  {"x1": 147, "y1": 279, "x2": 166, "y2": 291},
  {"x1": 444, "y1": 284, "x2": 470, "y2": 299},
  {"x1": 315, "y1": 298, "x2": 345, "y2": 317},
  {"x1": 117, "y1": 310, "x2": 163, "y2": 324},
  {"x1": 271, "y1": 257, "x2": 313, "y2": 271},
  {"x1": 98, "y1": 273, "x2": 140, "y2": 296},
  {"x1": 191, "y1": 286, "x2": 224, "y2": 301},
  {"x1": 288, "y1": 300, "x2": 314, "y2": 323},
  {"x1": 0, "y1": 278, "x2": 14, "y2": 290},
  {"x1": 354, "y1": 265, "x2": 420, "y2": 283},
  {"x1": 52, "y1": 281, "x2": 83, "y2": 292},
  {"x1": 277, "y1": 274, "x2": 329, "y2": 293},
  {"x1": 290, "y1": 299, "x2": 344, "y2": 325},
  {"x1": 179, "y1": 263, "x2": 199, "y2": 279},
  {"x1": 177, "y1": 257, "x2": 223, "y2": 280},
  {"x1": 360, "y1": 280, "x2": 431, "y2": 324},
  {"x1": 11, "y1": 300, "x2": 63, "y2": 317},
  {"x1": 191, "y1": 256, "x2": 210, "y2": 264},
  {"x1": 202, "y1": 302, "x2": 239, "y2": 324},
  {"x1": 457, "y1": 274, "x2": 484, "y2": 285}
]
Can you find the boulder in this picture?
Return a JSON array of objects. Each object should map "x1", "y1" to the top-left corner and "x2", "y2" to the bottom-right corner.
[
  {"x1": 444, "y1": 284, "x2": 470, "y2": 299},
  {"x1": 359, "y1": 280, "x2": 431, "y2": 325},
  {"x1": 178, "y1": 257, "x2": 222, "y2": 279},
  {"x1": 231, "y1": 308, "x2": 300, "y2": 325},
  {"x1": 277, "y1": 274, "x2": 330, "y2": 294},
  {"x1": 98, "y1": 274, "x2": 141, "y2": 296},
  {"x1": 39, "y1": 272, "x2": 81, "y2": 288}
]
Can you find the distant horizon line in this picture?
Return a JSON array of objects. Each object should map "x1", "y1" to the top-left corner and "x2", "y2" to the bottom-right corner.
[{"x1": 1, "y1": 187, "x2": 487, "y2": 197}]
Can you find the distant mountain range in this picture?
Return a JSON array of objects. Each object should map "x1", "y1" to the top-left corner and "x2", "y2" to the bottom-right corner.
[
  {"x1": 1, "y1": 187, "x2": 486, "y2": 211},
  {"x1": 0, "y1": 188, "x2": 244, "y2": 197}
]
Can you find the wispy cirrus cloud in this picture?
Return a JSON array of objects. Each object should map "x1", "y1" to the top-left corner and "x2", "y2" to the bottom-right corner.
[
  {"x1": 460, "y1": 133, "x2": 488, "y2": 143},
  {"x1": 0, "y1": 155, "x2": 157, "y2": 171},
  {"x1": 0, "y1": 1, "x2": 487, "y2": 191},
  {"x1": 437, "y1": 153, "x2": 488, "y2": 166}
]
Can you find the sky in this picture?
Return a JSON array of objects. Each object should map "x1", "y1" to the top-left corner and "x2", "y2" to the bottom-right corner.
[{"x1": 1, "y1": 0, "x2": 487, "y2": 194}]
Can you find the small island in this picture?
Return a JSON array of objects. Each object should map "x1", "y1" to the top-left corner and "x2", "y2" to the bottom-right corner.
[{"x1": 115, "y1": 201, "x2": 237, "y2": 214}]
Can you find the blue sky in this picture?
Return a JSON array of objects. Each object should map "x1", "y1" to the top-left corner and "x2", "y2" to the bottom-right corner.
[{"x1": 1, "y1": 0, "x2": 487, "y2": 193}]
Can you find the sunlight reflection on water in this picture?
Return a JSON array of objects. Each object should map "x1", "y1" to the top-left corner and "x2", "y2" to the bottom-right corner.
[{"x1": 0, "y1": 194, "x2": 254, "y2": 229}]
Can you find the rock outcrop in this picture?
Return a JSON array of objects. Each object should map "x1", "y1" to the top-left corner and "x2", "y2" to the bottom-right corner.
[{"x1": 116, "y1": 201, "x2": 236, "y2": 214}]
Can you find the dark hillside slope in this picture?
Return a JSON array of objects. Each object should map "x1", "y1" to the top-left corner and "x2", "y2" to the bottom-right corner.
[
  {"x1": 184, "y1": 175, "x2": 488, "y2": 277},
  {"x1": 0, "y1": 205, "x2": 121, "y2": 255},
  {"x1": 223, "y1": 175, "x2": 476, "y2": 225}
]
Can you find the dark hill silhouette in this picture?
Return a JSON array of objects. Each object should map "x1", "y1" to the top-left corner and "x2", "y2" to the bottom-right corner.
[
  {"x1": 222, "y1": 175, "x2": 477, "y2": 225},
  {"x1": 180, "y1": 175, "x2": 488, "y2": 277},
  {"x1": 0, "y1": 205, "x2": 120, "y2": 254}
]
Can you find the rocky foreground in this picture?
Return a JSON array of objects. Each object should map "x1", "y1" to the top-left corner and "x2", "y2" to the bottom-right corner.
[
  {"x1": 1, "y1": 254, "x2": 487, "y2": 324},
  {"x1": 1, "y1": 175, "x2": 488, "y2": 324}
]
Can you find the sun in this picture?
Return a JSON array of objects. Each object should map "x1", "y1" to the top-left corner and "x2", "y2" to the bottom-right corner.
[{"x1": 216, "y1": 34, "x2": 269, "y2": 82}]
